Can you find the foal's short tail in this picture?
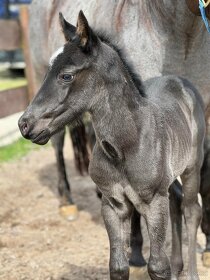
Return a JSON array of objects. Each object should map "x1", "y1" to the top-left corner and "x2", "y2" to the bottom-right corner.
[{"x1": 70, "y1": 120, "x2": 96, "y2": 175}]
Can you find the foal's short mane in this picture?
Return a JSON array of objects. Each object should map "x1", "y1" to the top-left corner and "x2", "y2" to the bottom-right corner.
[{"x1": 95, "y1": 31, "x2": 146, "y2": 97}]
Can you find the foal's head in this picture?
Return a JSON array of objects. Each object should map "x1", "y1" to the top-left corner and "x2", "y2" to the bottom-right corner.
[{"x1": 18, "y1": 11, "x2": 140, "y2": 144}]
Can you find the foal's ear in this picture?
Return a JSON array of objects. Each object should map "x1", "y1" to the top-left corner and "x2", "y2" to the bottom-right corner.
[
  {"x1": 59, "y1": 12, "x2": 76, "y2": 42},
  {"x1": 76, "y1": 10, "x2": 97, "y2": 53}
]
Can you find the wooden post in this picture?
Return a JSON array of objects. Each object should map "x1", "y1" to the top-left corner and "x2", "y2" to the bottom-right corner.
[
  {"x1": 0, "y1": 20, "x2": 21, "y2": 50},
  {"x1": 0, "y1": 86, "x2": 28, "y2": 118},
  {"x1": 19, "y1": 5, "x2": 37, "y2": 101}
]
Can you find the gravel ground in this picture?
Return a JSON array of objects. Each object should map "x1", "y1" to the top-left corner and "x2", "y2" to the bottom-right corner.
[{"x1": 0, "y1": 137, "x2": 210, "y2": 280}]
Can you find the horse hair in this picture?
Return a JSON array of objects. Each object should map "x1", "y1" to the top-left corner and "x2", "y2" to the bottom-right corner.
[{"x1": 95, "y1": 30, "x2": 146, "y2": 97}]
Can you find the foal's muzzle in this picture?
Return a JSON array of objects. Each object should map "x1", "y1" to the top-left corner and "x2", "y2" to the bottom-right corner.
[
  {"x1": 18, "y1": 116, "x2": 34, "y2": 139},
  {"x1": 18, "y1": 114, "x2": 51, "y2": 145}
]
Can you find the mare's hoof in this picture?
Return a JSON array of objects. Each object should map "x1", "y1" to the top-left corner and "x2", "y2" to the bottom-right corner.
[
  {"x1": 59, "y1": 205, "x2": 79, "y2": 221},
  {"x1": 202, "y1": 251, "x2": 210, "y2": 267},
  {"x1": 129, "y1": 266, "x2": 150, "y2": 280}
]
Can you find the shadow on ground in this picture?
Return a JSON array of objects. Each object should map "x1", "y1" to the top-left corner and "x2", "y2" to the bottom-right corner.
[
  {"x1": 57, "y1": 263, "x2": 108, "y2": 280},
  {"x1": 38, "y1": 159, "x2": 103, "y2": 224}
]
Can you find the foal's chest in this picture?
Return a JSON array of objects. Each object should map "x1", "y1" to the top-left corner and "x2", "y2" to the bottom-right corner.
[{"x1": 89, "y1": 141, "x2": 166, "y2": 203}]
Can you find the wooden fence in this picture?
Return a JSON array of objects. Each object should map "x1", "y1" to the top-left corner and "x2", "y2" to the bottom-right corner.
[{"x1": 0, "y1": 5, "x2": 36, "y2": 118}]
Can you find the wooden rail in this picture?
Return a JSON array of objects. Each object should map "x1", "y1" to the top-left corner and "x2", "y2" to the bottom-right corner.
[
  {"x1": 0, "y1": 6, "x2": 37, "y2": 118},
  {"x1": 0, "y1": 86, "x2": 28, "y2": 118},
  {"x1": 0, "y1": 19, "x2": 21, "y2": 50},
  {"x1": 20, "y1": 6, "x2": 37, "y2": 101}
]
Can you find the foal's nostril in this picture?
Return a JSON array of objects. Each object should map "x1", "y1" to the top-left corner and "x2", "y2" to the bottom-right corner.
[
  {"x1": 22, "y1": 122, "x2": 28, "y2": 134},
  {"x1": 19, "y1": 120, "x2": 30, "y2": 137}
]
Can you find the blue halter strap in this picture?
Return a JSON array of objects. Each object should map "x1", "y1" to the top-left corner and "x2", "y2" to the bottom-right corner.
[{"x1": 199, "y1": 0, "x2": 210, "y2": 32}]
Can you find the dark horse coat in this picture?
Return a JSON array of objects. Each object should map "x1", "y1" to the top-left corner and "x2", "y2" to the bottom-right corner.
[
  {"x1": 29, "y1": 1, "x2": 210, "y2": 259},
  {"x1": 19, "y1": 11, "x2": 205, "y2": 280}
]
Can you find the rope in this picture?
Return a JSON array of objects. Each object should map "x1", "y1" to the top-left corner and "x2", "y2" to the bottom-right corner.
[
  {"x1": 202, "y1": 0, "x2": 210, "y2": 8},
  {"x1": 199, "y1": 0, "x2": 210, "y2": 32}
]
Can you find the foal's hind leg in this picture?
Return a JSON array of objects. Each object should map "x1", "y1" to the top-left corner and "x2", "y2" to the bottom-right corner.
[
  {"x1": 129, "y1": 210, "x2": 148, "y2": 279},
  {"x1": 129, "y1": 209, "x2": 146, "y2": 267},
  {"x1": 200, "y1": 150, "x2": 210, "y2": 267},
  {"x1": 181, "y1": 167, "x2": 202, "y2": 280},
  {"x1": 51, "y1": 129, "x2": 78, "y2": 220},
  {"x1": 169, "y1": 180, "x2": 183, "y2": 280}
]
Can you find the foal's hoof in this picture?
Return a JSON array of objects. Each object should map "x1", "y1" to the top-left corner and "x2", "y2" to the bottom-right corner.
[
  {"x1": 129, "y1": 266, "x2": 150, "y2": 280},
  {"x1": 202, "y1": 251, "x2": 210, "y2": 267},
  {"x1": 59, "y1": 205, "x2": 79, "y2": 221}
]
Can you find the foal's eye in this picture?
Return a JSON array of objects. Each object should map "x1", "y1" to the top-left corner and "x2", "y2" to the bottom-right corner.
[{"x1": 59, "y1": 73, "x2": 74, "y2": 82}]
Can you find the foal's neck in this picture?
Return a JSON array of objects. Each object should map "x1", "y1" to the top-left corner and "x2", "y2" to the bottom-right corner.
[{"x1": 89, "y1": 51, "x2": 151, "y2": 148}]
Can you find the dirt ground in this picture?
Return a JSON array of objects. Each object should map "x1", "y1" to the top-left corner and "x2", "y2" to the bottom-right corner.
[{"x1": 0, "y1": 137, "x2": 210, "y2": 280}]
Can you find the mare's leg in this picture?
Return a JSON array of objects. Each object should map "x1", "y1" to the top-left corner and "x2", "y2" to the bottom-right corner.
[
  {"x1": 85, "y1": 120, "x2": 96, "y2": 151},
  {"x1": 51, "y1": 129, "x2": 73, "y2": 206},
  {"x1": 169, "y1": 181, "x2": 183, "y2": 280},
  {"x1": 200, "y1": 150, "x2": 210, "y2": 266},
  {"x1": 129, "y1": 209, "x2": 146, "y2": 267},
  {"x1": 51, "y1": 129, "x2": 78, "y2": 220},
  {"x1": 102, "y1": 196, "x2": 132, "y2": 280},
  {"x1": 68, "y1": 123, "x2": 89, "y2": 175},
  {"x1": 181, "y1": 167, "x2": 202, "y2": 280},
  {"x1": 143, "y1": 193, "x2": 171, "y2": 280}
]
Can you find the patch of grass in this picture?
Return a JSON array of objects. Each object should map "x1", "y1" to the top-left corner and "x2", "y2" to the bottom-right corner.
[
  {"x1": 0, "y1": 137, "x2": 42, "y2": 163},
  {"x1": 0, "y1": 78, "x2": 27, "y2": 91}
]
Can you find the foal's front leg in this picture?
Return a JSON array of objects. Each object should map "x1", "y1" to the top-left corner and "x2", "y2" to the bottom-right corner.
[
  {"x1": 143, "y1": 193, "x2": 171, "y2": 280},
  {"x1": 102, "y1": 196, "x2": 132, "y2": 280}
]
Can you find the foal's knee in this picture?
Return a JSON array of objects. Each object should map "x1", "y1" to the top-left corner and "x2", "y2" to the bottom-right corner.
[
  {"x1": 110, "y1": 253, "x2": 129, "y2": 280},
  {"x1": 183, "y1": 201, "x2": 202, "y2": 227},
  {"x1": 148, "y1": 255, "x2": 171, "y2": 280},
  {"x1": 171, "y1": 257, "x2": 184, "y2": 278},
  {"x1": 194, "y1": 202, "x2": 202, "y2": 225},
  {"x1": 110, "y1": 264, "x2": 129, "y2": 280}
]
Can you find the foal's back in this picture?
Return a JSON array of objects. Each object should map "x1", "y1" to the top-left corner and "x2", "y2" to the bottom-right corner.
[
  {"x1": 144, "y1": 75, "x2": 205, "y2": 176},
  {"x1": 144, "y1": 75, "x2": 204, "y2": 113}
]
